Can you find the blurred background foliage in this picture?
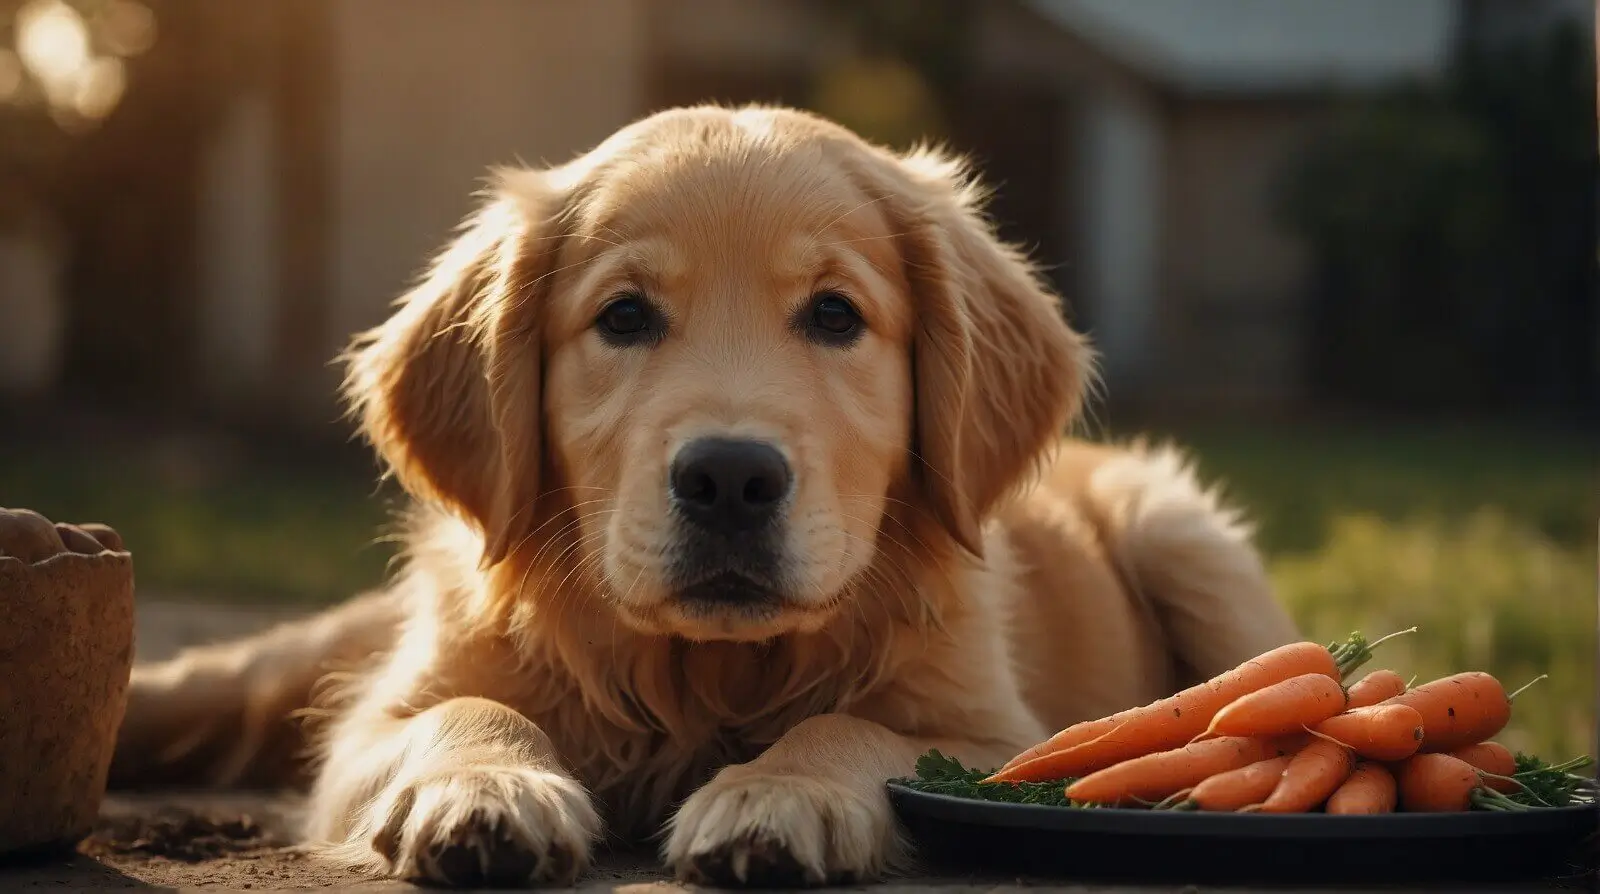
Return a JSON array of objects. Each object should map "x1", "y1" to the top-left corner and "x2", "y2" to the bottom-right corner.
[
  {"x1": 1279, "y1": 20, "x2": 1595, "y2": 414},
  {"x1": 807, "y1": 0, "x2": 969, "y2": 148}
]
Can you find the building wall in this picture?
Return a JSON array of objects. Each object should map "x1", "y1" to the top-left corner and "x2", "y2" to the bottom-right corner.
[
  {"x1": 973, "y1": 2, "x2": 1171, "y2": 398},
  {"x1": 1156, "y1": 98, "x2": 1324, "y2": 407},
  {"x1": 649, "y1": 0, "x2": 833, "y2": 73},
  {"x1": 0, "y1": 206, "x2": 66, "y2": 399},
  {"x1": 195, "y1": 88, "x2": 278, "y2": 402}
]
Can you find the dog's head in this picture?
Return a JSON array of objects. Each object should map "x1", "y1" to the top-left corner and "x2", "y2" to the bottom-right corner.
[{"x1": 344, "y1": 106, "x2": 1092, "y2": 642}]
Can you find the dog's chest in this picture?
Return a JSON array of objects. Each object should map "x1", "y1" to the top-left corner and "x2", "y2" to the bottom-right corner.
[{"x1": 524, "y1": 639, "x2": 860, "y2": 835}]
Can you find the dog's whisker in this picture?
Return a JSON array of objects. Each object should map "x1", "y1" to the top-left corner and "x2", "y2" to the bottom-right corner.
[
  {"x1": 524, "y1": 507, "x2": 617, "y2": 570},
  {"x1": 832, "y1": 498, "x2": 942, "y2": 565},
  {"x1": 806, "y1": 194, "x2": 891, "y2": 246},
  {"x1": 542, "y1": 530, "x2": 621, "y2": 611},
  {"x1": 514, "y1": 512, "x2": 618, "y2": 618}
]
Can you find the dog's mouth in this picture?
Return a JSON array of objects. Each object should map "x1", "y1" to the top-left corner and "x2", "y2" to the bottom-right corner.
[
  {"x1": 670, "y1": 571, "x2": 783, "y2": 616},
  {"x1": 628, "y1": 537, "x2": 838, "y2": 641},
  {"x1": 652, "y1": 569, "x2": 822, "y2": 642},
  {"x1": 665, "y1": 532, "x2": 787, "y2": 610}
]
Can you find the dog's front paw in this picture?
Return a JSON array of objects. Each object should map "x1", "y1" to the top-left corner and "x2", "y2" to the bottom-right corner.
[
  {"x1": 371, "y1": 766, "x2": 601, "y2": 887},
  {"x1": 664, "y1": 767, "x2": 900, "y2": 887}
]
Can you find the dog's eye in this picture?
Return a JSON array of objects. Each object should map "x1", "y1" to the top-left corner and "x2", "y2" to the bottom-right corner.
[
  {"x1": 804, "y1": 292, "x2": 862, "y2": 345},
  {"x1": 596, "y1": 295, "x2": 659, "y2": 345}
]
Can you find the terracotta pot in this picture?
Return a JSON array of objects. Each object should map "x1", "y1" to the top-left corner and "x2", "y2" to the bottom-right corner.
[{"x1": 0, "y1": 513, "x2": 134, "y2": 859}]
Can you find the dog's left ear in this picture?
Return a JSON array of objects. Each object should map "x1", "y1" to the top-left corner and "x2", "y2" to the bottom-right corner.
[
  {"x1": 341, "y1": 168, "x2": 565, "y2": 568},
  {"x1": 850, "y1": 145, "x2": 1094, "y2": 557}
]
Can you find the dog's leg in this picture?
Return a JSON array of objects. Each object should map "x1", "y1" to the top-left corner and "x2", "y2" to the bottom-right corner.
[
  {"x1": 306, "y1": 695, "x2": 602, "y2": 888},
  {"x1": 109, "y1": 588, "x2": 404, "y2": 789},
  {"x1": 664, "y1": 713, "x2": 1007, "y2": 887}
]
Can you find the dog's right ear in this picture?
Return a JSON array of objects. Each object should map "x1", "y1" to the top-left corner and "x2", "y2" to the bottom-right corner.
[{"x1": 341, "y1": 170, "x2": 564, "y2": 567}]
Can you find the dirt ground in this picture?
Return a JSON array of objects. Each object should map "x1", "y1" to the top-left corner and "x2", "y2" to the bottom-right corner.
[{"x1": 0, "y1": 600, "x2": 1585, "y2": 892}]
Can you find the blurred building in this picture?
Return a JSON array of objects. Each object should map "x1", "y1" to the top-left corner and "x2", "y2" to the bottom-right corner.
[{"x1": 0, "y1": 0, "x2": 1590, "y2": 427}]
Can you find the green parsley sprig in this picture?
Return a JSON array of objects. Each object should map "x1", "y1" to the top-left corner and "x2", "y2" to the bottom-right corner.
[
  {"x1": 893, "y1": 749, "x2": 1084, "y2": 807},
  {"x1": 1506, "y1": 752, "x2": 1596, "y2": 808}
]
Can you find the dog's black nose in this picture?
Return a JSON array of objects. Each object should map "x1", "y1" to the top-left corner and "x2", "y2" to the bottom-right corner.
[{"x1": 670, "y1": 438, "x2": 792, "y2": 533}]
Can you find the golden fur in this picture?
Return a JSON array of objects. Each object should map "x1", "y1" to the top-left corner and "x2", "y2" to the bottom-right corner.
[{"x1": 108, "y1": 105, "x2": 1300, "y2": 887}]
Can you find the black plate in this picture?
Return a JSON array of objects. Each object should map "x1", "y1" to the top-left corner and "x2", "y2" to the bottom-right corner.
[{"x1": 887, "y1": 783, "x2": 1598, "y2": 887}]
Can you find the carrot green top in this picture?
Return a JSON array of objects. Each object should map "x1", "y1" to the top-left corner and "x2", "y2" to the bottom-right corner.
[{"x1": 1327, "y1": 627, "x2": 1415, "y2": 680}]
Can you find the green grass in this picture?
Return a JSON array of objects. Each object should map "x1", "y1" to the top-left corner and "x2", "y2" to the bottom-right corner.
[
  {"x1": 1, "y1": 422, "x2": 1594, "y2": 761},
  {"x1": 1168, "y1": 424, "x2": 1598, "y2": 556},
  {"x1": 1153, "y1": 422, "x2": 1598, "y2": 763},
  {"x1": 0, "y1": 441, "x2": 401, "y2": 605}
]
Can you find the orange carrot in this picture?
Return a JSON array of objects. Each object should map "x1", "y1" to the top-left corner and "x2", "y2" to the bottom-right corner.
[
  {"x1": 1344, "y1": 669, "x2": 1407, "y2": 709},
  {"x1": 1397, "y1": 753, "x2": 1485, "y2": 812},
  {"x1": 1448, "y1": 741, "x2": 1518, "y2": 794},
  {"x1": 1310, "y1": 703, "x2": 1425, "y2": 761},
  {"x1": 1254, "y1": 737, "x2": 1355, "y2": 813},
  {"x1": 991, "y1": 717, "x2": 1126, "y2": 778},
  {"x1": 1325, "y1": 762, "x2": 1397, "y2": 814},
  {"x1": 988, "y1": 641, "x2": 1343, "y2": 783},
  {"x1": 1203, "y1": 672, "x2": 1348, "y2": 738},
  {"x1": 991, "y1": 631, "x2": 1412, "y2": 779},
  {"x1": 1064, "y1": 735, "x2": 1298, "y2": 806},
  {"x1": 1381, "y1": 671, "x2": 1516, "y2": 753},
  {"x1": 1183, "y1": 755, "x2": 1295, "y2": 812}
]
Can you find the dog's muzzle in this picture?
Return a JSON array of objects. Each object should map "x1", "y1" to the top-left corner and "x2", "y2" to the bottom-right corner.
[{"x1": 666, "y1": 436, "x2": 792, "y2": 607}]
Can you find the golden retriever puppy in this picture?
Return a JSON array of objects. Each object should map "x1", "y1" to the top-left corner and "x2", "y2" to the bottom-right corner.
[{"x1": 108, "y1": 104, "x2": 1300, "y2": 888}]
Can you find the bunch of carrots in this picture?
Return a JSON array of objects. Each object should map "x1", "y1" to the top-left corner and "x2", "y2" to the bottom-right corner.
[{"x1": 982, "y1": 629, "x2": 1591, "y2": 814}]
